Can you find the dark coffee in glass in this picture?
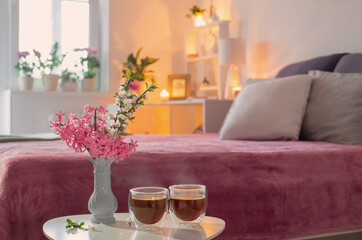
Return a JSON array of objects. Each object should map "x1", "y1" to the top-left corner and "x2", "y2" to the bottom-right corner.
[
  {"x1": 171, "y1": 196, "x2": 205, "y2": 221},
  {"x1": 169, "y1": 185, "x2": 207, "y2": 226},
  {"x1": 131, "y1": 196, "x2": 167, "y2": 224},
  {"x1": 129, "y1": 187, "x2": 168, "y2": 230}
]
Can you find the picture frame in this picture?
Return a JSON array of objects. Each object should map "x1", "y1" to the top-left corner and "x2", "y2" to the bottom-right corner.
[{"x1": 167, "y1": 74, "x2": 191, "y2": 100}]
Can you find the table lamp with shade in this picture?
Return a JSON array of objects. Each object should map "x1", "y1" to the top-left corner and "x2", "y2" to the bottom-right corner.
[{"x1": 219, "y1": 38, "x2": 246, "y2": 99}]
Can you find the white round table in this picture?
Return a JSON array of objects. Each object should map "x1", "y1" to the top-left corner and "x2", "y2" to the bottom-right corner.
[{"x1": 43, "y1": 213, "x2": 225, "y2": 240}]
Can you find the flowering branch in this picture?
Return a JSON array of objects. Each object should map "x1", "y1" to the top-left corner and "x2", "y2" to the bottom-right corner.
[
  {"x1": 50, "y1": 69, "x2": 157, "y2": 163},
  {"x1": 110, "y1": 69, "x2": 157, "y2": 137}
]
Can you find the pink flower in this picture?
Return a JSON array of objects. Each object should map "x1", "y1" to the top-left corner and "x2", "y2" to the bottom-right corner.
[
  {"x1": 129, "y1": 80, "x2": 140, "y2": 92},
  {"x1": 97, "y1": 106, "x2": 108, "y2": 115},
  {"x1": 130, "y1": 139, "x2": 138, "y2": 151},
  {"x1": 16, "y1": 51, "x2": 29, "y2": 59},
  {"x1": 33, "y1": 49, "x2": 41, "y2": 57},
  {"x1": 84, "y1": 105, "x2": 95, "y2": 114},
  {"x1": 50, "y1": 104, "x2": 137, "y2": 162},
  {"x1": 54, "y1": 110, "x2": 65, "y2": 123},
  {"x1": 85, "y1": 47, "x2": 98, "y2": 55},
  {"x1": 74, "y1": 47, "x2": 98, "y2": 55}
]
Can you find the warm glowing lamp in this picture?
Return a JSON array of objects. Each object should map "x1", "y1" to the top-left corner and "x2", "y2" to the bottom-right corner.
[
  {"x1": 193, "y1": 14, "x2": 206, "y2": 27},
  {"x1": 219, "y1": 38, "x2": 246, "y2": 99},
  {"x1": 160, "y1": 89, "x2": 169, "y2": 101},
  {"x1": 232, "y1": 86, "x2": 242, "y2": 98}
]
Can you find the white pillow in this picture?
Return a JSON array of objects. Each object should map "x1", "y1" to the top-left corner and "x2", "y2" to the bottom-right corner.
[{"x1": 219, "y1": 75, "x2": 312, "y2": 140}]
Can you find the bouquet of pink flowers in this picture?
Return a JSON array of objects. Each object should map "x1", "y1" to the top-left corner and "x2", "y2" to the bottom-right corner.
[{"x1": 50, "y1": 70, "x2": 156, "y2": 162}]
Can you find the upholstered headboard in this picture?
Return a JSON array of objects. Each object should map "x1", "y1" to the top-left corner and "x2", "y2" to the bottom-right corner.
[{"x1": 276, "y1": 53, "x2": 362, "y2": 77}]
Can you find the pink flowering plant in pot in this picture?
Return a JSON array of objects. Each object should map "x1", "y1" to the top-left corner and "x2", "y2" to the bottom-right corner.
[
  {"x1": 15, "y1": 51, "x2": 35, "y2": 91},
  {"x1": 74, "y1": 47, "x2": 100, "y2": 79},
  {"x1": 74, "y1": 47, "x2": 100, "y2": 91},
  {"x1": 50, "y1": 69, "x2": 156, "y2": 224},
  {"x1": 34, "y1": 42, "x2": 65, "y2": 75},
  {"x1": 15, "y1": 51, "x2": 35, "y2": 77},
  {"x1": 34, "y1": 42, "x2": 66, "y2": 91},
  {"x1": 123, "y1": 48, "x2": 159, "y2": 93}
]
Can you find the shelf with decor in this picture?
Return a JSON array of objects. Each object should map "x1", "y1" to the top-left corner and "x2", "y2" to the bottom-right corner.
[
  {"x1": 184, "y1": 21, "x2": 231, "y2": 99},
  {"x1": 184, "y1": 21, "x2": 230, "y2": 32},
  {"x1": 186, "y1": 54, "x2": 218, "y2": 63}
]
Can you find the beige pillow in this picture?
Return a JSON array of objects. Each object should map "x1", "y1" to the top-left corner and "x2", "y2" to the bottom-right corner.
[
  {"x1": 301, "y1": 70, "x2": 362, "y2": 144},
  {"x1": 220, "y1": 75, "x2": 312, "y2": 140}
]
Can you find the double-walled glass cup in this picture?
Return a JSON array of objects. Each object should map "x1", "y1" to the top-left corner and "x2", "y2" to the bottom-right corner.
[
  {"x1": 169, "y1": 184, "x2": 207, "y2": 226},
  {"x1": 129, "y1": 187, "x2": 169, "y2": 231}
]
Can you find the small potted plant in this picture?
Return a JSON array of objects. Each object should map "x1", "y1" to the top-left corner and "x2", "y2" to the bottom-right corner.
[
  {"x1": 34, "y1": 42, "x2": 66, "y2": 91},
  {"x1": 74, "y1": 47, "x2": 100, "y2": 91},
  {"x1": 60, "y1": 69, "x2": 79, "y2": 91},
  {"x1": 14, "y1": 51, "x2": 35, "y2": 91},
  {"x1": 123, "y1": 48, "x2": 158, "y2": 92},
  {"x1": 186, "y1": 5, "x2": 206, "y2": 26}
]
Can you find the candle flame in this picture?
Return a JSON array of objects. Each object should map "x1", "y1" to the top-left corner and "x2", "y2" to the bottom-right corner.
[{"x1": 160, "y1": 89, "x2": 169, "y2": 98}]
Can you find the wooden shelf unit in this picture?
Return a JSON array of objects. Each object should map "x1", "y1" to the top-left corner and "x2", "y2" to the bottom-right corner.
[{"x1": 184, "y1": 21, "x2": 231, "y2": 99}]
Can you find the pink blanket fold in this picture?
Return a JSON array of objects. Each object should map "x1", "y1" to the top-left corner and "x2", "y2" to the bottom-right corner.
[{"x1": 1, "y1": 134, "x2": 362, "y2": 240}]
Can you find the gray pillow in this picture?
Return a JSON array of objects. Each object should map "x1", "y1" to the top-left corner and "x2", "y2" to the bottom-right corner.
[
  {"x1": 333, "y1": 53, "x2": 362, "y2": 73},
  {"x1": 276, "y1": 53, "x2": 346, "y2": 78},
  {"x1": 244, "y1": 78, "x2": 270, "y2": 86},
  {"x1": 220, "y1": 75, "x2": 312, "y2": 140},
  {"x1": 301, "y1": 70, "x2": 362, "y2": 144}
]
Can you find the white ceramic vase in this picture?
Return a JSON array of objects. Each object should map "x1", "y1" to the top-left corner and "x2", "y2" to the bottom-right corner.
[
  {"x1": 81, "y1": 78, "x2": 95, "y2": 91},
  {"x1": 88, "y1": 158, "x2": 118, "y2": 224},
  {"x1": 60, "y1": 81, "x2": 78, "y2": 91},
  {"x1": 192, "y1": 14, "x2": 205, "y2": 27},
  {"x1": 42, "y1": 74, "x2": 59, "y2": 91},
  {"x1": 18, "y1": 76, "x2": 34, "y2": 91}
]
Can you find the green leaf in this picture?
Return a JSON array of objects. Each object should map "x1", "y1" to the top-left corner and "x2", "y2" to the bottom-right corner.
[
  {"x1": 66, "y1": 219, "x2": 73, "y2": 224},
  {"x1": 80, "y1": 222, "x2": 84, "y2": 226},
  {"x1": 125, "y1": 69, "x2": 131, "y2": 77},
  {"x1": 133, "y1": 73, "x2": 141, "y2": 79},
  {"x1": 135, "y1": 48, "x2": 142, "y2": 60}
]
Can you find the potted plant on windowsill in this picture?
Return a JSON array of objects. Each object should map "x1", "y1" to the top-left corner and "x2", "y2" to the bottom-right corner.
[
  {"x1": 14, "y1": 51, "x2": 35, "y2": 91},
  {"x1": 34, "y1": 42, "x2": 65, "y2": 91},
  {"x1": 60, "y1": 69, "x2": 79, "y2": 91},
  {"x1": 75, "y1": 47, "x2": 100, "y2": 92},
  {"x1": 122, "y1": 48, "x2": 159, "y2": 93}
]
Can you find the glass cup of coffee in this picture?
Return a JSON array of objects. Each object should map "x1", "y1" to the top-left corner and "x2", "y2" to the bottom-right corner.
[
  {"x1": 169, "y1": 184, "x2": 207, "y2": 226},
  {"x1": 128, "y1": 187, "x2": 169, "y2": 231}
]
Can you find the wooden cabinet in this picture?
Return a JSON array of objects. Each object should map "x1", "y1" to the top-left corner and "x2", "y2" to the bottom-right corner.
[
  {"x1": 184, "y1": 21, "x2": 231, "y2": 99},
  {"x1": 128, "y1": 99, "x2": 232, "y2": 134}
]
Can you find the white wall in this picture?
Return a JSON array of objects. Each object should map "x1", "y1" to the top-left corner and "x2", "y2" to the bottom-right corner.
[
  {"x1": 6, "y1": 91, "x2": 114, "y2": 134},
  {"x1": 108, "y1": 0, "x2": 195, "y2": 101},
  {"x1": 205, "y1": 0, "x2": 362, "y2": 79}
]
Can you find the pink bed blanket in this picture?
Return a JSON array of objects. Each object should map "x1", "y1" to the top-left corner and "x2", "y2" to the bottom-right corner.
[{"x1": 1, "y1": 134, "x2": 362, "y2": 240}]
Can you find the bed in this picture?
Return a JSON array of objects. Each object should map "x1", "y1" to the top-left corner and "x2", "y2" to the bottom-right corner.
[
  {"x1": 1, "y1": 134, "x2": 362, "y2": 240},
  {"x1": 1, "y1": 53, "x2": 362, "y2": 240}
]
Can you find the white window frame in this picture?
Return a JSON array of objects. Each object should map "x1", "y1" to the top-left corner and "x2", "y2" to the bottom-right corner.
[{"x1": 0, "y1": 0, "x2": 109, "y2": 134}]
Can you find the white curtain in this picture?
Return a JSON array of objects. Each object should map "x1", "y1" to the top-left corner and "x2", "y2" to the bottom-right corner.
[{"x1": 0, "y1": 0, "x2": 12, "y2": 134}]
